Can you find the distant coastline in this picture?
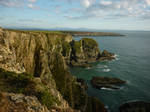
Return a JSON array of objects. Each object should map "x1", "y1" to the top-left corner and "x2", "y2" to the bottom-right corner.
[{"x1": 62, "y1": 31, "x2": 125, "y2": 37}]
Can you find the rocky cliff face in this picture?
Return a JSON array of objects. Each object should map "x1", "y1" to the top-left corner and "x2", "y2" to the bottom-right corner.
[{"x1": 0, "y1": 28, "x2": 107, "y2": 112}]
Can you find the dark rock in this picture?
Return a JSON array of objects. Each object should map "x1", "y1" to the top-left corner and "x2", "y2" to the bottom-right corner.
[
  {"x1": 70, "y1": 38, "x2": 100, "y2": 66},
  {"x1": 99, "y1": 50, "x2": 115, "y2": 61},
  {"x1": 101, "y1": 50, "x2": 114, "y2": 57},
  {"x1": 91, "y1": 76, "x2": 126, "y2": 90},
  {"x1": 77, "y1": 78, "x2": 88, "y2": 90},
  {"x1": 119, "y1": 101, "x2": 150, "y2": 112}
]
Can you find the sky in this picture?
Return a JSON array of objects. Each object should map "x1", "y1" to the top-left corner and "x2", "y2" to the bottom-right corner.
[{"x1": 0, "y1": 0, "x2": 150, "y2": 31}]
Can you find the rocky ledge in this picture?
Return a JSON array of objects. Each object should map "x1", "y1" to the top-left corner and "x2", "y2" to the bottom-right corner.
[
  {"x1": 91, "y1": 76, "x2": 126, "y2": 90},
  {"x1": 119, "y1": 101, "x2": 150, "y2": 112}
]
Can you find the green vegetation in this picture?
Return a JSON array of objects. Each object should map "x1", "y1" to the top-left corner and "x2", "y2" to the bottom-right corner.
[
  {"x1": 0, "y1": 68, "x2": 34, "y2": 94},
  {"x1": 28, "y1": 30, "x2": 65, "y2": 35},
  {"x1": 71, "y1": 40, "x2": 82, "y2": 54},
  {"x1": 62, "y1": 41, "x2": 71, "y2": 57},
  {"x1": 82, "y1": 38, "x2": 98, "y2": 49},
  {"x1": 37, "y1": 90, "x2": 60, "y2": 109},
  {"x1": 0, "y1": 68, "x2": 59, "y2": 109},
  {"x1": 5, "y1": 29, "x2": 65, "y2": 35}
]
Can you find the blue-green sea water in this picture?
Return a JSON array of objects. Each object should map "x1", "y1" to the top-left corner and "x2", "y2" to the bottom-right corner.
[{"x1": 70, "y1": 31, "x2": 150, "y2": 112}]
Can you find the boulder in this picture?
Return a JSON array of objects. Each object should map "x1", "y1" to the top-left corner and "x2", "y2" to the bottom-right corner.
[
  {"x1": 119, "y1": 101, "x2": 150, "y2": 112},
  {"x1": 99, "y1": 50, "x2": 115, "y2": 61},
  {"x1": 91, "y1": 76, "x2": 126, "y2": 90}
]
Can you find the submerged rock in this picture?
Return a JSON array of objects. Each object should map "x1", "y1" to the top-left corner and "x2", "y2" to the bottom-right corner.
[
  {"x1": 119, "y1": 101, "x2": 150, "y2": 112},
  {"x1": 91, "y1": 76, "x2": 126, "y2": 90}
]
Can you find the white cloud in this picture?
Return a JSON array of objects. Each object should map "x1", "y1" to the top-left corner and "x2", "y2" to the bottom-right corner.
[
  {"x1": 27, "y1": 4, "x2": 34, "y2": 8},
  {"x1": 81, "y1": 0, "x2": 96, "y2": 8},
  {"x1": 100, "y1": 0, "x2": 112, "y2": 5},
  {"x1": 0, "y1": 0, "x2": 23, "y2": 7},
  {"x1": 28, "y1": 0, "x2": 37, "y2": 3},
  {"x1": 81, "y1": 0, "x2": 90, "y2": 7},
  {"x1": 145, "y1": 0, "x2": 150, "y2": 6}
]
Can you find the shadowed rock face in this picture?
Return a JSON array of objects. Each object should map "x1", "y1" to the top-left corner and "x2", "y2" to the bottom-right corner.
[
  {"x1": 91, "y1": 76, "x2": 126, "y2": 90},
  {"x1": 69, "y1": 38, "x2": 101, "y2": 66},
  {"x1": 0, "y1": 28, "x2": 107, "y2": 112},
  {"x1": 119, "y1": 101, "x2": 150, "y2": 112}
]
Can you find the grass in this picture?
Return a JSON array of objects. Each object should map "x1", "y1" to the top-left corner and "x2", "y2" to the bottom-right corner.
[
  {"x1": 82, "y1": 38, "x2": 98, "y2": 49},
  {"x1": 0, "y1": 68, "x2": 34, "y2": 94},
  {"x1": 37, "y1": 90, "x2": 60, "y2": 109},
  {"x1": 0, "y1": 68, "x2": 59, "y2": 109},
  {"x1": 5, "y1": 29, "x2": 65, "y2": 35},
  {"x1": 62, "y1": 41, "x2": 71, "y2": 57},
  {"x1": 71, "y1": 40, "x2": 82, "y2": 54}
]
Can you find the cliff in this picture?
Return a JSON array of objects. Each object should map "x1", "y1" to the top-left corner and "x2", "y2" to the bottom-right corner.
[{"x1": 0, "y1": 27, "x2": 107, "y2": 112}]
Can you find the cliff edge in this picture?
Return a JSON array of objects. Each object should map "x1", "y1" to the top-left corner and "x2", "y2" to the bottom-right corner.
[{"x1": 0, "y1": 28, "x2": 108, "y2": 112}]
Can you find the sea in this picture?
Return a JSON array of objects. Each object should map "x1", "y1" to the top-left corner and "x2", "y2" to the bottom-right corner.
[{"x1": 70, "y1": 30, "x2": 150, "y2": 112}]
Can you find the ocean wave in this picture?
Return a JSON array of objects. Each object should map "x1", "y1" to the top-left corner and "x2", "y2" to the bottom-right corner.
[
  {"x1": 103, "y1": 68, "x2": 111, "y2": 72},
  {"x1": 112, "y1": 54, "x2": 120, "y2": 61},
  {"x1": 101, "y1": 87, "x2": 114, "y2": 91},
  {"x1": 97, "y1": 65, "x2": 108, "y2": 68}
]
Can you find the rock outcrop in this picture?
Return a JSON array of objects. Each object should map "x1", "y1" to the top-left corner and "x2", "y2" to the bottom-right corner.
[
  {"x1": 69, "y1": 38, "x2": 100, "y2": 66},
  {"x1": 98, "y1": 50, "x2": 115, "y2": 61},
  {"x1": 0, "y1": 92, "x2": 50, "y2": 112},
  {"x1": 91, "y1": 76, "x2": 126, "y2": 90},
  {"x1": 119, "y1": 101, "x2": 150, "y2": 112},
  {"x1": 0, "y1": 28, "x2": 107, "y2": 112}
]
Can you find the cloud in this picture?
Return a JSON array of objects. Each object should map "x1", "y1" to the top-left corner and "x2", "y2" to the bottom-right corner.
[
  {"x1": 81, "y1": 0, "x2": 96, "y2": 7},
  {"x1": 27, "y1": 4, "x2": 34, "y2": 8},
  {"x1": 28, "y1": 0, "x2": 37, "y2": 3},
  {"x1": 63, "y1": 0, "x2": 150, "y2": 21},
  {"x1": 0, "y1": 0, "x2": 24, "y2": 7},
  {"x1": 27, "y1": 3, "x2": 40, "y2": 10},
  {"x1": 100, "y1": 0, "x2": 112, "y2": 5},
  {"x1": 19, "y1": 19, "x2": 45, "y2": 23},
  {"x1": 145, "y1": 0, "x2": 150, "y2": 6}
]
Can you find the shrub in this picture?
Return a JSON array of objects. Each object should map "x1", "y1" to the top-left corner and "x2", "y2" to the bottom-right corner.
[{"x1": 37, "y1": 90, "x2": 60, "y2": 109}]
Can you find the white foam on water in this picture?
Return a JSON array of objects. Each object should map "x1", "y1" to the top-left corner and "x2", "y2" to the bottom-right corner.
[
  {"x1": 97, "y1": 65, "x2": 108, "y2": 69},
  {"x1": 101, "y1": 87, "x2": 114, "y2": 91},
  {"x1": 86, "y1": 67, "x2": 91, "y2": 69},
  {"x1": 111, "y1": 54, "x2": 120, "y2": 61},
  {"x1": 103, "y1": 68, "x2": 111, "y2": 72}
]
